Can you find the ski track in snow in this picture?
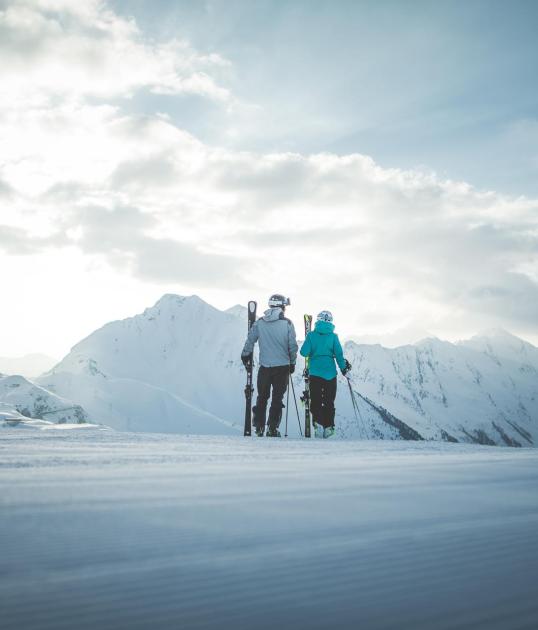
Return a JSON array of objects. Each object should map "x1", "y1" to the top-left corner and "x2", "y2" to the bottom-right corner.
[{"x1": 1, "y1": 430, "x2": 538, "y2": 630}]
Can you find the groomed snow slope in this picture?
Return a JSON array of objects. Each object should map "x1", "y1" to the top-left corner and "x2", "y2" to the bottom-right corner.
[{"x1": 1, "y1": 430, "x2": 537, "y2": 630}]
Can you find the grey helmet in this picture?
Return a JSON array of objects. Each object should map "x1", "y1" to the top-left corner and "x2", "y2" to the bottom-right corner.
[
  {"x1": 268, "y1": 294, "x2": 291, "y2": 308},
  {"x1": 317, "y1": 310, "x2": 333, "y2": 322}
]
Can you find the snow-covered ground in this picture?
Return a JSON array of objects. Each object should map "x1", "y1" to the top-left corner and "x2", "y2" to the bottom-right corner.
[{"x1": 1, "y1": 429, "x2": 537, "y2": 630}]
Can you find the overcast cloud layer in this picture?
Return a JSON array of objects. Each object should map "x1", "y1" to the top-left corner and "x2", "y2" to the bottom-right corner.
[{"x1": 1, "y1": 0, "x2": 538, "y2": 356}]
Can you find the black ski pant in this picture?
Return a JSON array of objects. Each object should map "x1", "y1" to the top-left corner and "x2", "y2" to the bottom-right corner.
[
  {"x1": 253, "y1": 365, "x2": 289, "y2": 431},
  {"x1": 310, "y1": 375, "x2": 337, "y2": 428}
]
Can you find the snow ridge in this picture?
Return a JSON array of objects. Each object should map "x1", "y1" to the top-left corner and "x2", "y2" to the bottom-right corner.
[{"x1": 0, "y1": 374, "x2": 88, "y2": 424}]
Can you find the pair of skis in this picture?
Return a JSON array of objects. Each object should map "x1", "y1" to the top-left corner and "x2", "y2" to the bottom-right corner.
[
  {"x1": 243, "y1": 301, "x2": 257, "y2": 436},
  {"x1": 302, "y1": 314, "x2": 313, "y2": 438},
  {"x1": 243, "y1": 303, "x2": 313, "y2": 438}
]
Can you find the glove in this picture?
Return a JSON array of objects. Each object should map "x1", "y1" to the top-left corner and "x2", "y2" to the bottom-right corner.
[
  {"x1": 241, "y1": 353, "x2": 252, "y2": 368},
  {"x1": 289, "y1": 364, "x2": 296, "y2": 374},
  {"x1": 342, "y1": 359, "x2": 352, "y2": 376}
]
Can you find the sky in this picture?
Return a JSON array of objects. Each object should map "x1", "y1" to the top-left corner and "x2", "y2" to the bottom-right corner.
[{"x1": 0, "y1": 0, "x2": 537, "y2": 358}]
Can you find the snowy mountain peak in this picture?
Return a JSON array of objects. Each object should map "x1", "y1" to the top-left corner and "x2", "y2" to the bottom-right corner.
[
  {"x1": 458, "y1": 329, "x2": 538, "y2": 370},
  {"x1": 350, "y1": 325, "x2": 433, "y2": 348},
  {"x1": 152, "y1": 293, "x2": 189, "y2": 308},
  {"x1": 226, "y1": 304, "x2": 247, "y2": 319},
  {"x1": 470, "y1": 328, "x2": 528, "y2": 346},
  {"x1": 414, "y1": 336, "x2": 447, "y2": 348},
  {"x1": 0, "y1": 374, "x2": 88, "y2": 424},
  {"x1": 152, "y1": 293, "x2": 212, "y2": 309},
  {"x1": 2, "y1": 374, "x2": 28, "y2": 387},
  {"x1": 143, "y1": 294, "x2": 225, "y2": 321},
  {"x1": 38, "y1": 293, "x2": 247, "y2": 434},
  {"x1": 144, "y1": 293, "x2": 192, "y2": 316},
  {"x1": 477, "y1": 327, "x2": 517, "y2": 339}
]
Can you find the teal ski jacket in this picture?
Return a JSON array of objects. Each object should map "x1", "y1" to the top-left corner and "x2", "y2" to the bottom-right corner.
[{"x1": 300, "y1": 320, "x2": 347, "y2": 380}]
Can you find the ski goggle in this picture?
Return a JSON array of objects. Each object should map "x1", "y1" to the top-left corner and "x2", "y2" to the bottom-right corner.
[
  {"x1": 317, "y1": 310, "x2": 333, "y2": 322},
  {"x1": 268, "y1": 295, "x2": 291, "y2": 307}
]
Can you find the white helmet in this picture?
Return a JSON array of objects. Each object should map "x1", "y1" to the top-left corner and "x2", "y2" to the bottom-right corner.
[
  {"x1": 268, "y1": 294, "x2": 290, "y2": 308},
  {"x1": 317, "y1": 310, "x2": 333, "y2": 322}
]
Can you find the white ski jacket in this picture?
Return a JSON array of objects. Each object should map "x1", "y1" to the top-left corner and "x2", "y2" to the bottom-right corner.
[{"x1": 242, "y1": 307, "x2": 298, "y2": 368}]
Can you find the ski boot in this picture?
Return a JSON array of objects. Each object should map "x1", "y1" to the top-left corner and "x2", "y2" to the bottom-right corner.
[
  {"x1": 254, "y1": 425, "x2": 265, "y2": 437},
  {"x1": 266, "y1": 426, "x2": 281, "y2": 438},
  {"x1": 323, "y1": 426, "x2": 335, "y2": 439},
  {"x1": 314, "y1": 422, "x2": 324, "y2": 439}
]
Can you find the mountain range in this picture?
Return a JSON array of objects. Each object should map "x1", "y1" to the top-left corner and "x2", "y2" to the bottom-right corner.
[
  {"x1": 0, "y1": 373, "x2": 87, "y2": 424},
  {"x1": 341, "y1": 330, "x2": 537, "y2": 446},
  {"x1": 2, "y1": 294, "x2": 535, "y2": 446}
]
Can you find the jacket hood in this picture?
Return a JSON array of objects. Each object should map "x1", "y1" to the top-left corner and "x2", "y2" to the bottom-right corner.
[
  {"x1": 262, "y1": 307, "x2": 284, "y2": 322},
  {"x1": 314, "y1": 320, "x2": 334, "y2": 334}
]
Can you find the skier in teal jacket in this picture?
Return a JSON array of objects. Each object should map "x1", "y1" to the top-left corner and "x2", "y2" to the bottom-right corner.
[{"x1": 300, "y1": 310, "x2": 351, "y2": 438}]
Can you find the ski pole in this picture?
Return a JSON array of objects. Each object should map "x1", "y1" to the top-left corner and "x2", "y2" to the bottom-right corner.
[
  {"x1": 346, "y1": 376, "x2": 367, "y2": 439},
  {"x1": 289, "y1": 376, "x2": 303, "y2": 437},
  {"x1": 285, "y1": 371, "x2": 290, "y2": 437}
]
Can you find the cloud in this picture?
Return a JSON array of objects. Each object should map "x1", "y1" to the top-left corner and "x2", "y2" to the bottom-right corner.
[
  {"x1": 129, "y1": 238, "x2": 241, "y2": 285},
  {"x1": 233, "y1": 225, "x2": 358, "y2": 247},
  {"x1": 0, "y1": 225, "x2": 39, "y2": 254},
  {"x1": 0, "y1": 0, "x2": 231, "y2": 108},
  {"x1": 0, "y1": 176, "x2": 13, "y2": 197},
  {"x1": 0, "y1": 224, "x2": 67, "y2": 254},
  {"x1": 1, "y1": 1, "x2": 538, "y2": 341},
  {"x1": 62, "y1": 205, "x2": 241, "y2": 285},
  {"x1": 0, "y1": 202, "x2": 241, "y2": 287},
  {"x1": 2, "y1": 102, "x2": 537, "y2": 333},
  {"x1": 466, "y1": 272, "x2": 538, "y2": 327}
]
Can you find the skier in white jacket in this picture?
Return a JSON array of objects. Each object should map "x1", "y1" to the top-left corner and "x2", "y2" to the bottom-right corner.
[{"x1": 241, "y1": 294, "x2": 298, "y2": 437}]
